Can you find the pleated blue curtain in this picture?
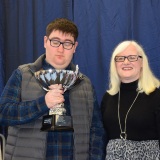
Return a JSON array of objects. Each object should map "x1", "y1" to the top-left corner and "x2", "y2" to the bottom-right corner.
[
  {"x1": 73, "y1": 0, "x2": 133, "y2": 102},
  {"x1": 3, "y1": 0, "x2": 73, "y2": 83},
  {"x1": 73, "y1": 0, "x2": 160, "y2": 102},
  {"x1": 1, "y1": 0, "x2": 160, "y2": 106},
  {"x1": 0, "y1": 0, "x2": 6, "y2": 136},
  {"x1": 0, "y1": 1, "x2": 5, "y2": 94},
  {"x1": 131, "y1": 0, "x2": 160, "y2": 75}
]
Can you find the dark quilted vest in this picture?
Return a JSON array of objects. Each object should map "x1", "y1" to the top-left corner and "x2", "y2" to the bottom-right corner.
[{"x1": 5, "y1": 54, "x2": 94, "y2": 160}]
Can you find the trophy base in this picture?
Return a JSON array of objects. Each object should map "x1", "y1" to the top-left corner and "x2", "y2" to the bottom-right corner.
[{"x1": 41, "y1": 114, "x2": 74, "y2": 132}]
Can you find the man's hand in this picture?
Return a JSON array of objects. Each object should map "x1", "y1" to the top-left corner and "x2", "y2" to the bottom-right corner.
[{"x1": 45, "y1": 84, "x2": 64, "y2": 109}]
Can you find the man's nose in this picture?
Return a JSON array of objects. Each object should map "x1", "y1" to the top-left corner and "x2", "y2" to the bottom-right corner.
[{"x1": 57, "y1": 43, "x2": 64, "y2": 52}]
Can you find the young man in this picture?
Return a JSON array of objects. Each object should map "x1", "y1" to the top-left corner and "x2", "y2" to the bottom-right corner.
[{"x1": 0, "y1": 18, "x2": 106, "y2": 160}]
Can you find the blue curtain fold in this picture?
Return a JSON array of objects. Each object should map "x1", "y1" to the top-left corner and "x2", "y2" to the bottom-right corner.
[
  {"x1": 0, "y1": 0, "x2": 5, "y2": 94},
  {"x1": 3, "y1": 0, "x2": 73, "y2": 84},
  {"x1": 0, "y1": 0, "x2": 6, "y2": 136}
]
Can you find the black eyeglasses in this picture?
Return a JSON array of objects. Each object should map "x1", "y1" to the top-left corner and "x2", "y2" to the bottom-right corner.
[
  {"x1": 48, "y1": 38, "x2": 75, "y2": 50},
  {"x1": 115, "y1": 55, "x2": 142, "y2": 62}
]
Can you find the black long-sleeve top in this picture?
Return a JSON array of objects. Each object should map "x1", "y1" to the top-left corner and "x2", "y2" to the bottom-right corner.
[{"x1": 101, "y1": 80, "x2": 160, "y2": 142}]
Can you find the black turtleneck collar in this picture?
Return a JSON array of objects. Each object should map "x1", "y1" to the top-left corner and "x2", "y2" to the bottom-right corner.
[{"x1": 120, "y1": 80, "x2": 138, "y2": 91}]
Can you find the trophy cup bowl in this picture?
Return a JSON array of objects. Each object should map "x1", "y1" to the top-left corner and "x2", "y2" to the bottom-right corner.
[{"x1": 34, "y1": 65, "x2": 79, "y2": 132}]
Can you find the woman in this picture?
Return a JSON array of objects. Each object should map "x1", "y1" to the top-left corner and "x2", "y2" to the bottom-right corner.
[{"x1": 101, "y1": 40, "x2": 160, "y2": 159}]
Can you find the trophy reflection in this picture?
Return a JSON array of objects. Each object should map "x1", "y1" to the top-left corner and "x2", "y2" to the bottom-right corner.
[{"x1": 34, "y1": 65, "x2": 79, "y2": 131}]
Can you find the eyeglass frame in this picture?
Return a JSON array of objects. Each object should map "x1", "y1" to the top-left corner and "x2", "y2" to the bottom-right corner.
[
  {"x1": 48, "y1": 38, "x2": 75, "y2": 50},
  {"x1": 114, "y1": 55, "x2": 142, "y2": 62}
]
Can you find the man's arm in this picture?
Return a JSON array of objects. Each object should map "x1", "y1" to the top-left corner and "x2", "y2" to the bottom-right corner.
[
  {"x1": 0, "y1": 69, "x2": 48, "y2": 126},
  {"x1": 89, "y1": 90, "x2": 107, "y2": 160}
]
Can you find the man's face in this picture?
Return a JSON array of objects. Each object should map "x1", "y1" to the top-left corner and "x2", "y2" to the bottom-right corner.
[{"x1": 44, "y1": 30, "x2": 78, "y2": 69}]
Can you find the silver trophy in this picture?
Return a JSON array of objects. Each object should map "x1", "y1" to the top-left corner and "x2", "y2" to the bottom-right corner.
[{"x1": 34, "y1": 65, "x2": 80, "y2": 131}]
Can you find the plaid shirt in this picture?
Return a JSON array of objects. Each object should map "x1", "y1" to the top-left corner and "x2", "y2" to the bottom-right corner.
[{"x1": 0, "y1": 61, "x2": 106, "y2": 160}]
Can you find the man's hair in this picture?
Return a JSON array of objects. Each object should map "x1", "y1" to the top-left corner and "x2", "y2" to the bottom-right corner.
[
  {"x1": 46, "y1": 18, "x2": 78, "y2": 41},
  {"x1": 107, "y1": 40, "x2": 160, "y2": 95}
]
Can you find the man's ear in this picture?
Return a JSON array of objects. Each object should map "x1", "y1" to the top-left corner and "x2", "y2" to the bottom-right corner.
[
  {"x1": 73, "y1": 42, "x2": 78, "y2": 53},
  {"x1": 44, "y1": 36, "x2": 48, "y2": 48}
]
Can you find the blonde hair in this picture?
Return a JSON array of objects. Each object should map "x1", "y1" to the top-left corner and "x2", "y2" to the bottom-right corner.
[{"x1": 107, "y1": 40, "x2": 160, "y2": 95}]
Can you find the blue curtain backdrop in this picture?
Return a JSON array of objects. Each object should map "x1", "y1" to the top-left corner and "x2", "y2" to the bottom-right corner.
[
  {"x1": 1, "y1": 0, "x2": 160, "y2": 134},
  {"x1": 0, "y1": 0, "x2": 4, "y2": 94}
]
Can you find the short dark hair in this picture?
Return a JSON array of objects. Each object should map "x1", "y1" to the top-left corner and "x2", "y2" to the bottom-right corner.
[{"x1": 46, "y1": 18, "x2": 78, "y2": 41}]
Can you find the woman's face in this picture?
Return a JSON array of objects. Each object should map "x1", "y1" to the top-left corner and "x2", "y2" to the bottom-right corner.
[{"x1": 115, "y1": 44, "x2": 143, "y2": 83}]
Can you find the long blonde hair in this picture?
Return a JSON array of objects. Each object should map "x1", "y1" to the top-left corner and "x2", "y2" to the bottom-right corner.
[{"x1": 107, "y1": 40, "x2": 160, "y2": 95}]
